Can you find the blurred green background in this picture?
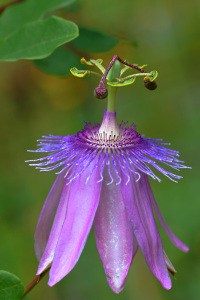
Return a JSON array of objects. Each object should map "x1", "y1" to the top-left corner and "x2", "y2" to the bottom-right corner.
[{"x1": 0, "y1": 0, "x2": 200, "y2": 299}]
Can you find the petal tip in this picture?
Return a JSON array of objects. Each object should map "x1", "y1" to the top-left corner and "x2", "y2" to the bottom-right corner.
[
  {"x1": 48, "y1": 269, "x2": 60, "y2": 287},
  {"x1": 183, "y1": 245, "x2": 190, "y2": 252},
  {"x1": 36, "y1": 270, "x2": 41, "y2": 276},
  {"x1": 107, "y1": 275, "x2": 125, "y2": 294},
  {"x1": 36, "y1": 266, "x2": 44, "y2": 276},
  {"x1": 48, "y1": 279, "x2": 55, "y2": 287},
  {"x1": 161, "y1": 277, "x2": 172, "y2": 290}
]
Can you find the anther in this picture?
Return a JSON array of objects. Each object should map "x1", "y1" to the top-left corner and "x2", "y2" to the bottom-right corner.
[{"x1": 144, "y1": 77, "x2": 157, "y2": 90}]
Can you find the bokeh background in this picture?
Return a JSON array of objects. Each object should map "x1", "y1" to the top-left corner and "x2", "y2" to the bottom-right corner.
[{"x1": 0, "y1": 0, "x2": 200, "y2": 299}]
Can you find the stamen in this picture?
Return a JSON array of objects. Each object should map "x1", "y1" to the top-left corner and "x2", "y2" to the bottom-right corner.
[
  {"x1": 28, "y1": 117, "x2": 189, "y2": 184},
  {"x1": 85, "y1": 150, "x2": 103, "y2": 184},
  {"x1": 95, "y1": 55, "x2": 148, "y2": 98},
  {"x1": 111, "y1": 151, "x2": 122, "y2": 185},
  {"x1": 106, "y1": 151, "x2": 114, "y2": 185}
]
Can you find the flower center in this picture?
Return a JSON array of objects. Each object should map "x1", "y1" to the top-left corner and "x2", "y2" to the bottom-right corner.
[
  {"x1": 76, "y1": 113, "x2": 143, "y2": 150},
  {"x1": 99, "y1": 110, "x2": 120, "y2": 137}
]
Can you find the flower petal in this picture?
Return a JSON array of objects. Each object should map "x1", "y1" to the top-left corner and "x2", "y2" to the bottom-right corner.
[
  {"x1": 48, "y1": 163, "x2": 102, "y2": 286},
  {"x1": 146, "y1": 180, "x2": 189, "y2": 252},
  {"x1": 120, "y1": 167, "x2": 171, "y2": 290},
  {"x1": 94, "y1": 164, "x2": 137, "y2": 294},
  {"x1": 34, "y1": 172, "x2": 65, "y2": 260},
  {"x1": 37, "y1": 175, "x2": 72, "y2": 274}
]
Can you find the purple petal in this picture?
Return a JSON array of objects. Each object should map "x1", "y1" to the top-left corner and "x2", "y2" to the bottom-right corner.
[
  {"x1": 34, "y1": 172, "x2": 65, "y2": 261},
  {"x1": 120, "y1": 167, "x2": 172, "y2": 290},
  {"x1": 37, "y1": 176, "x2": 72, "y2": 274},
  {"x1": 146, "y1": 179, "x2": 189, "y2": 252},
  {"x1": 94, "y1": 165, "x2": 137, "y2": 294},
  {"x1": 48, "y1": 162, "x2": 102, "y2": 286}
]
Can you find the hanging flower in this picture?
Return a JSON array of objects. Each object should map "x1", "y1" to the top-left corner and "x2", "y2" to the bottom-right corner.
[{"x1": 27, "y1": 56, "x2": 190, "y2": 294}]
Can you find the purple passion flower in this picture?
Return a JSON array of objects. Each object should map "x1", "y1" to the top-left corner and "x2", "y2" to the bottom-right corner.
[
  {"x1": 27, "y1": 57, "x2": 189, "y2": 293},
  {"x1": 28, "y1": 109, "x2": 189, "y2": 293}
]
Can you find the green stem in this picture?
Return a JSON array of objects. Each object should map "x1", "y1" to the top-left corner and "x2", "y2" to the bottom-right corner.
[
  {"x1": 90, "y1": 59, "x2": 105, "y2": 74},
  {"x1": 21, "y1": 267, "x2": 50, "y2": 299},
  {"x1": 90, "y1": 71, "x2": 102, "y2": 78},
  {"x1": 107, "y1": 86, "x2": 117, "y2": 112}
]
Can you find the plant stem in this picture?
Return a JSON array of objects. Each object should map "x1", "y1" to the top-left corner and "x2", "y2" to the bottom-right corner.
[
  {"x1": 21, "y1": 267, "x2": 50, "y2": 299},
  {"x1": 107, "y1": 86, "x2": 117, "y2": 112}
]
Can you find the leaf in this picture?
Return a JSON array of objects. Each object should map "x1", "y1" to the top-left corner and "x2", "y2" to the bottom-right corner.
[
  {"x1": 33, "y1": 46, "x2": 82, "y2": 76},
  {"x1": 0, "y1": 0, "x2": 76, "y2": 39},
  {"x1": 70, "y1": 26, "x2": 118, "y2": 53},
  {"x1": 0, "y1": 270, "x2": 24, "y2": 300},
  {"x1": 0, "y1": 16, "x2": 79, "y2": 61}
]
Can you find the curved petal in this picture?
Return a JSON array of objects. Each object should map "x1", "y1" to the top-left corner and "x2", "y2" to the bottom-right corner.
[
  {"x1": 37, "y1": 176, "x2": 72, "y2": 274},
  {"x1": 120, "y1": 166, "x2": 171, "y2": 290},
  {"x1": 48, "y1": 162, "x2": 102, "y2": 286},
  {"x1": 146, "y1": 179, "x2": 189, "y2": 252},
  {"x1": 94, "y1": 163, "x2": 137, "y2": 294},
  {"x1": 34, "y1": 172, "x2": 65, "y2": 260}
]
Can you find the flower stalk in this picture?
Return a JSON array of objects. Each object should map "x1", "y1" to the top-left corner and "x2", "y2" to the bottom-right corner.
[
  {"x1": 22, "y1": 267, "x2": 50, "y2": 299},
  {"x1": 106, "y1": 60, "x2": 120, "y2": 112},
  {"x1": 107, "y1": 86, "x2": 117, "y2": 112}
]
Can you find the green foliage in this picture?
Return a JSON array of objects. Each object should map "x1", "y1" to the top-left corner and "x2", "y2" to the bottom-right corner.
[
  {"x1": 70, "y1": 26, "x2": 118, "y2": 52},
  {"x1": 0, "y1": 271, "x2": 24, "y2": 300},
  {"x1": 0, "y1": 17, "x2": 78, "y2": 61},
  {"x1": 0, "y1": 0, "x2": 76, "y2": 39},
  {"x1": 32, "y1": 26, "x2": 118, "y2": 76},
  {"x1": 0, "y1": 0, "x2": 119, "y2": 70},
  {"x1": 33, "y1": 46, "x2": 82, "y2": 76},
  {"x1": 0, "y1": 0, "x2": 78, "y2": 61}
]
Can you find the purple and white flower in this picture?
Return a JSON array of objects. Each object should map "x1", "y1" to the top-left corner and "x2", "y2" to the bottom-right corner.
[{"x1": 28, "y1": 108, "x2": 189, "y2": 293}]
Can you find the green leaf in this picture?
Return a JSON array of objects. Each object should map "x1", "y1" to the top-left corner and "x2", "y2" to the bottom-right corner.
[
  {"x1": 0, "y1": 270, "x2": 24, "y2": 300},
  {"x1": 0, "y1": 16, "x2": 79, "y2": 61},
  {"x1": 0, "y1": 0, "x2": 76, "y2": 39},
  {"x1": 70, "y1": 27, "x2": 118, "y2": 53},
  {"x1": 33, "y1": 46, "x2": 82, "y2": 76}
]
